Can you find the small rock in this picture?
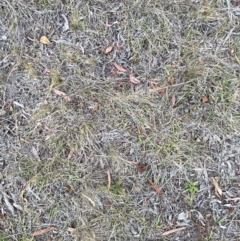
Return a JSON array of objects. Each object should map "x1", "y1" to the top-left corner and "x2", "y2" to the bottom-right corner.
[
  {"x1": 0, "y1": 109, "x2": 6, "y2": 116},
  {"x1": 1, "y1": 35, "x2": 7, "y2": 40}
]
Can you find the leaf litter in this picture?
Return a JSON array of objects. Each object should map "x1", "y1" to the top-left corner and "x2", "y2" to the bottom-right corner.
[
  {"x1": 52, "y1": 89, "x2": 71, "y2": 102},
  {"x1": 113, "y1": 62, "x2": 128, "y2": 72},
  {"x1": 148, "y1": 179, "x2": 162, "y2": 195},
  {"x1": 40, "y1": 36, "x2": 52, "y2": 45},
  {"x1": 1, "y1": 1, "x2": 240, "y2": 240},
  {"x1": 32, "y1": 227, "x2": 55, "y2": 237},
  {"x1": 105, "y1": 46, "x2": 113, "y2": 54}
]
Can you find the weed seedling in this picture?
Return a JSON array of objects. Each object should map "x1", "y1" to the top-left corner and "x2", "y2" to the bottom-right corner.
[{"x1": 184, "y1": 180, "x2": 199, "y2": 205}]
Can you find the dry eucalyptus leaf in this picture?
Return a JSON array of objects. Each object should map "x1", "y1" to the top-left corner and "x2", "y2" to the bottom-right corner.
[
  {"x1": 40, "y1": 36, "x2": 51, "y2": 45},
  {"x1": 148, "y1": 178, "x2": 162, "y2": 195},
  {"x1": 129, "y1": 74, "x2": 140, "y2": 84},
  {"x1": 67, "y1": 227, "x2": 76, "y2": 232},
  {"x1": 135, "y1": 163, "x2": 150, "y2": 173},
  {"x1": 32, "y1": 227, "x2": 55, "y2": 237},
  {"x1": 150, "y1": 81, "x2": 165, "y2": 93},
  {"x1": 53, "y1": 89, "x2": 71, "y2": 102},
  {"x1": 113, "y1": 62, "x2": 127, "y2": 72},
  {"x1": 105, "y1": 46, "x2": 113, "y2": 54}
]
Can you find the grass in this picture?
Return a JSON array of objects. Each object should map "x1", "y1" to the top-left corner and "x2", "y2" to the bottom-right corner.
[{"x1": 0, "y1": 0, "x2": 240, "y2": 240}]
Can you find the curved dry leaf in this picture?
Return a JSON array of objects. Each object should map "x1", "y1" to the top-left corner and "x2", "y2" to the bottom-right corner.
[
  {"x1": 32, "y1": 227, "x2": 55, "y2": 237},
  {"x1": 105, "y1": 46, "x2": 113, "y2": 54},
  {"x1": 150, "y1": 81, "x2": 165, "y2": 93},
  {"x1": 148, "y1": 178, "x2": 162, "y2": 195},
  {"x1": 67, "y1": 227, "x2": 76, "y2": 232},
  {"x1": 129, "y1": 74, "x2": 140, "y2": 84},
  {"x1": 40, "y1": 36, "x2": 51, "y2": 45},
  {"x1": 53, "y1": 89, "x2": 71, "y2": 102},
  {"x1": 127, "y1": 161, "x2": 150, "y2": 173},
  {"x1": 113, "y1": 62, "x2": 127, "y2": 72}
]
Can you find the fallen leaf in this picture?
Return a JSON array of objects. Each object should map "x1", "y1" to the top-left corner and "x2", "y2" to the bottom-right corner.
[
  {"x1": 202, "y1": 96, "x2": 208, "y2": 103},
  {"x1": 156, "y1": 87, "x2": 165, "y2": 93},
  {"x1": 113, "y1": 62, "x2": 127, "y2": 72},
  {"x1": 32, "y1": 227, "x2": 55, "y2": 237},
  {"x1": 67, "y1": 227, "x2": 76, "y2": 232},
  {"x1": 150, "y1": 81, "x2": 157, "y2": 89},
  {"x1": 105, "y1": 46, "x2": 113, "y2": 54},
  {"x1": 115, "y1": 42, "x2": 121, "y2": 50},
  {"x1": 40, "y1": 36, "x2": 51, "y2": 45},
  {"x1": 127, "y1": 161, "x2": 151, "y2": 173},
  {"x1": 67, "y1": 148, "x2": 75, "y2": 160},
  {"x1": 44, "y1": 125, "x2": 51, "y2": 131},
  {"x1": 148, "y1": 178, "x2": 162, "y2": 195},
  {"x1": 53, "y1": 89, "x2": 71, "y2": 102},
  {"x1": 129, "y1": 74, "x2": 140, "y2": 84},
  {"x1": 211, "y1": 177, "x2": 222, "y2": 197},
  {"x1": 136, "y1": 163, "x2": 150, "y2": 173},
  {"x1": 105, "y1": 23, "x2": 112, "y2": 27},
  {"x1": 150, "y1": 81, "x2": 165, "y2": 93},
  {"x1": 172, "y1": 95, "x2": 176, "y2": 106},
  {"x1": 107, "y1": 169, "x2": 111, "y2": 190},
  {"x1": 137, "y1": 126, "x2": 141, "y2": 134},
  {"x1": 66, "y1": 182, "x2": 74, "y2": 194},
  {"x1": 162, "y1": 227, "x2": 186, "y2": 236}
]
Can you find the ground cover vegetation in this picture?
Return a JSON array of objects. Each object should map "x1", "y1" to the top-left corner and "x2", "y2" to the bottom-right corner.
[{"x1": 0, "y1": 0, "x2": 240, "y2": 240}]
